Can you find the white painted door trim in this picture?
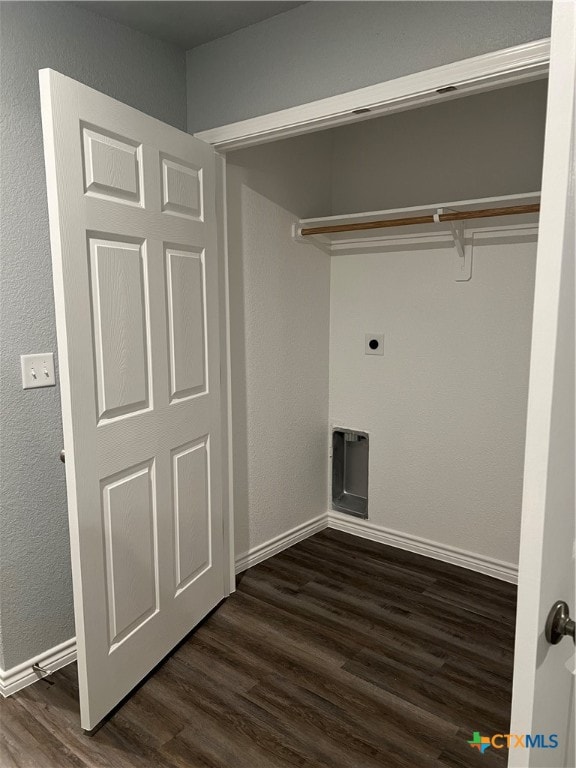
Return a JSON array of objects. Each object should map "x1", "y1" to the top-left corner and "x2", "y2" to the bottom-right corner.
[
  {"x1": 215, "y1": 153, "x2": 236, "y2": 594},
  {"x1": 195, "y1": 39, "x2": 550, "y2": 151}
]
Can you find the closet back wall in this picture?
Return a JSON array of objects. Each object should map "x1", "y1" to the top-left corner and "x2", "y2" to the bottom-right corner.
[
  {"x1": 328, "y1": 83, "x2": 546, "y2": 570},
  {"x1": 329, "y1": 238, "x2": 537, "y2": 571},
  {"x1": 331, "y1": 80, "x2": 548, "y2": 213}
]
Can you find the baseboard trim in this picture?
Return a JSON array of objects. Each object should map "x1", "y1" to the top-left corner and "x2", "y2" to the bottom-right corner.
[
  {"x1": 327, "y1": 512, "x2": 518, "y2": 583},
  {"x1": 0, "y1": 637, "x2": 77, "y2": 697},
  {"x1": 234, "y1": 511, "x2": 518, "y2": 583},
  {"x1": 235, "y1": 514, "x2": 329, "y2": 573}
]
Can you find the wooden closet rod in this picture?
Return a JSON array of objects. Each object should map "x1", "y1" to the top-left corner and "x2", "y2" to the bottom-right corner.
[{"x1": 300, "y1": 203, "x2": 540, "y2": 236}]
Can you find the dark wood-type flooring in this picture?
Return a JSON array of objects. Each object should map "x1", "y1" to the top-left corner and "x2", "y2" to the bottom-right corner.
[{"x1": 1, "y1": 529, "x2": 517, "y2": 767}]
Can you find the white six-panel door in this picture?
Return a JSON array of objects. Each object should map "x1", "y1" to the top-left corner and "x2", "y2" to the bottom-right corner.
[{"x1": 40, "y1": 69, "x2": 226, "y2": 731}]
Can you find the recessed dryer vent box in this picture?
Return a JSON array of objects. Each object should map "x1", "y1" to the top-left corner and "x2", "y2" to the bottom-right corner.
[{"x1": 332, "y1": 429, "x2": 369, "y2": 518}]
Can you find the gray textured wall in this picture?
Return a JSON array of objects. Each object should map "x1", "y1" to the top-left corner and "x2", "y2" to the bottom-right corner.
[
  {"x1": 186, "y1": 1, "x2": 552, "y2": 133},
  {"x1": 0, "y1": 1, "x2": 186, "y2": 671},
  {"x1": 331, "y1": 80, "x2": 548, "y2": 213}
]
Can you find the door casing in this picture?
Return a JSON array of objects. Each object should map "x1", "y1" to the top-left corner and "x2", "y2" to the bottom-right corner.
[{"x1": 212, "y1": 37, "x2": 551, "y2": 592}]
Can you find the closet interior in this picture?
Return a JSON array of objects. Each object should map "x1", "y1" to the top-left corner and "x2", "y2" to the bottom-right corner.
[{"x1": 225, "y1": 77, "x2": 547, "y2": 577}]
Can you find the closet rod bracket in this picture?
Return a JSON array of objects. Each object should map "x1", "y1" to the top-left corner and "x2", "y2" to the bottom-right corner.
[
  {"x1": 291, "y1": 222, "x2": 331, "y2": 255},
  {"x1": 435, "y1": 209, "x2": 471, "y2": 282}
]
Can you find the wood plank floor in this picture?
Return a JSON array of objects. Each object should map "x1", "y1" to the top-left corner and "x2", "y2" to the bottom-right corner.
[{"x1": 0, "y1": 529, "x2": 517, "y2": 767}]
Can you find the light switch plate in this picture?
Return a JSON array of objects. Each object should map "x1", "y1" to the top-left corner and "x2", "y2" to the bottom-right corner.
[
  {"x1": 365, "y1": 334, "x2": 384, "y2": 356},
  {"x1": 21, "y1": 353, "x2": 56, "y2": 389}
]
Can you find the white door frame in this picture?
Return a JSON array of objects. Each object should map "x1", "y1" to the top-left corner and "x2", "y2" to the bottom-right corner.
[
  {"x1": 200, "y1": 37, "x2": 550, "y2": 590},
  {"x1": 195, "y1": 39, "x2": 549, "y2": 151}
]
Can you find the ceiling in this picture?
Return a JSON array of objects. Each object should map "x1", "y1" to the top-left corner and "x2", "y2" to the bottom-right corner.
[{"x1": 78, "y1": 1, "x2": 307, "y2": 50}]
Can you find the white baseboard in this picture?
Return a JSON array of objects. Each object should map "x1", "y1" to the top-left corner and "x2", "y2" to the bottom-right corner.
[
  {"x1": 0, "y1": 637, "x2": 77, "y2": 697},
  {"x1": 327, "y1": 512, "x2": 518, "y2": 584},
  {"x1": 235, "y1": 513, "x2": 329, "y2": 573},
  {"x1": 234, "y1": 511, "x2": 518, "y2": 583}
]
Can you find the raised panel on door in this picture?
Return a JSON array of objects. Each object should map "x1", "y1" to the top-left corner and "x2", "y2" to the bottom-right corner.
[
  {"x1": 160, "y1": 153, "x2": 203, "y2": 220},
  {"x1": 172, "y1": 438, "x2": 211, "y2": 595},
  {"x1": 165, "y1": 246, "x2": 207, "y2": 401},
  {"x1": 101, "y1": 461, "x2": 158, "y2": 650},
  {"x1": 41, "y1": 68, "x2": 226, "y2": 731},
  {"x1": 88, "y1": 237, "x2": 150, "y2": 420},
  {"x1": 82, "y1": 125, "x2": 143, "y2": 205}
]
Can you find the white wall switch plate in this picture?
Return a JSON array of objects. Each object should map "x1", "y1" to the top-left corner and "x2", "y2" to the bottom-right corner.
[
  {"x1": 21, "y1": 353, "x2": 56, "y2": 389},
  {"x1": 365, "y1": 334, "x2": 384, "y2": 356}
]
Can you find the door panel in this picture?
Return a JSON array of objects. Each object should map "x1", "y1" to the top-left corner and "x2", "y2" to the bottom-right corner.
[
  {"x1": 173, "y1": 438, "x2": 211, "y2": 593},
  {"x1": 161, "y1": 154, "x2": 203, "y2": 219},
  {"x1": 40, "y1": 69, "x2": 226, "y2": 730},
  {"x1": 166, "y1": 247, "x2": 207, "y2": 399},
  {"x1": 103, "y1": 461, "x2": 157, "y2": 648},
  {"x1": 89, "y1": 238, "x2": 150, "y2": 419},
  {"x1": 82, "y1": 126, "x2": 142, "y2": 204}
]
